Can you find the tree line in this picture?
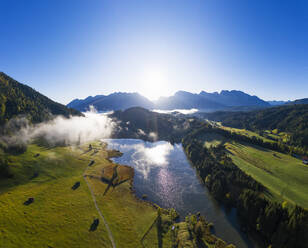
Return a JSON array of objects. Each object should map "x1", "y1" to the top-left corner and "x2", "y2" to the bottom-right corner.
[
  {"x1": 0, "y1": 72, "x2": 81, "y2": 126},
  {"x1": 201, "y1": 104, "x2": 308, "y2": 149},
  {"x1": 208, "y1": 125, "x2": 306, "y2": 156},
  {"x1": 182, "y1": 127, "x2": 308, "y2": 248}
]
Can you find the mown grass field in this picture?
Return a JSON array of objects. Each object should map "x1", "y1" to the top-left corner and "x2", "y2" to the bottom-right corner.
[
  {"x1": 225, "y1": 141, "x2": 308, "y2": 208},
  {"x1": 0, "y1": 141, "x2": 172, "y2": 248},
  {"x1": 220, "y1": 126, "x2": 275, "y2": 143},
  {"x1": 196, "y1": 127, "x2": 308, "y2": 209}
]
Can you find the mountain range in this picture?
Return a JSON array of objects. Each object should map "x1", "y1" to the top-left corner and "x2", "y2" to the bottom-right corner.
[
  {"x1": 68, "y1": 92, "x2": 154, "y2": 112},
  {"x1": 68, "y1": 90, "x2": 272, "y2": 112},
  {"x1": 1, "y1": 71, "x2": 306, "y2": 124}
]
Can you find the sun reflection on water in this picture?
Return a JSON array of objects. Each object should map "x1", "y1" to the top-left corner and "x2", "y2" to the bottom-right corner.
[
  {"x1": 104, "y1": 139, "x2": 258, "y2": 248},
  {"x1": 104, "y1": 139, "x2": 173, "y2": 178}
]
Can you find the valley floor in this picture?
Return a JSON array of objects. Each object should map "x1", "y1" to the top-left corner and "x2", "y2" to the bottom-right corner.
[
  {"x1": 0, "y1": 141, "x2": 232, "y2": 248},
  {"x1": 0, "y1": 142, "x2": 168, "y2": 247}
]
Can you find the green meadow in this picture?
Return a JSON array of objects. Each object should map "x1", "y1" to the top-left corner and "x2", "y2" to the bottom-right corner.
[
  {"x1": 225, "y1": 141, "x2": 308, "y2": 208},
  {"x1": 220, "y1": 126, "x2": 275, "y2": 143},
  {"x1": 195, "y1": 127, "x2": 308, "y2": 209},
  {"x1": 0, "y1": 142, "x2": 172, "y2": 248},
  {"x1": 201, "y1": 132, "x2": 226, "y2": 148},
  {"x1": 0, "y1": 144, "x2": 112, "y2": 248}
]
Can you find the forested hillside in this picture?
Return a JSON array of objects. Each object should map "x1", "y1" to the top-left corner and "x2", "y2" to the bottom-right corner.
[
  {"x1": 182, "y1": 125, "x2": 308, "y2": 248},
  {"x1": 201, "y1": 104, "x2": 308, "y2": 148},
  {"x1": 110, "y1": 107, "x2": 202, "y2": 142},
  {"x1": 0, "y1": 72, "x2": 81, "y2": 126}
]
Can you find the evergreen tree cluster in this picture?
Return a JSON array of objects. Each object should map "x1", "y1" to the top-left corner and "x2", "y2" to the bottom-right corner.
[
  {"x1": 182, "y1": 127, "x2": 308, "y2": 248},
  {"x1": 202, "y1": 104, "x2": 308, "y2": 149}
]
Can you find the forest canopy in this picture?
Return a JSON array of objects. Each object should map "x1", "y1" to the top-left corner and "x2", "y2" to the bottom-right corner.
[
  {"x1": 0, "y1": 72, "x2": 82, "y2": 126},
  {"x1": 201, "y1": 104, "x2": 308, "y2": 148}
]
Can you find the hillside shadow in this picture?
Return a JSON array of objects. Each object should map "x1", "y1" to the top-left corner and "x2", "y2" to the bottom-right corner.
[
  {"x1": 245, "y1": 142, "x2": 269, "y2": 152},
  {"x1": 71, "y1": 181, "x2": 80, "y2": 190},
  {"x1": 221, "y1": 207, "x2": 258, "y2": 248},
  {"x1": 89, "y1": 218, "x2": 99, "y2": 231},
  {"x1": 81, "y1": 148, "x2": 92, "y2": 155},
  {"x1": 102, "y1": 165, "x2": 132, "y2": 195},
  {"x1": 90, "y1": 150, "x2": 99, "y2": 156},
  {"x1": 24, "y1": 198, "x2": 34, "y2": 205},
  {"x1": 157, "y1": 224, "x2": 163, "y2": 248},
  {"x1": 196, "y1": 239, "x2": 208, "y2": 248},
  {"x1": 88, "y1": 160, "x2": 95, "y2": 166}
]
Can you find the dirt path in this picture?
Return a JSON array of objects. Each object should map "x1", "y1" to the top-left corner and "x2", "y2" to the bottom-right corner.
[{"x1": 83, "y1": 174, "x2": 116, "y2": 248}]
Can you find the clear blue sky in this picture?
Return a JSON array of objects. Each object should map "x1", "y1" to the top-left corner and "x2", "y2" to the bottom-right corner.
[{"x1": 0, "y1": 0, "x2": 307, "y2": 104}]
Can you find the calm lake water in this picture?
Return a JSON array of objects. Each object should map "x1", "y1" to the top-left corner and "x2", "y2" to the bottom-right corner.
[{"x1": 105, "y1": 139, "x2": 259, "y2": 248}]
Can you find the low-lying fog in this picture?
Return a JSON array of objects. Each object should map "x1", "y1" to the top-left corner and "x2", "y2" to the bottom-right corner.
[
  {"x1": 1, "y1": 106, "x2": 115, "y2": 146},
  {"x1": 152, "y1": 108, "x2": 198, "y2": 115}
]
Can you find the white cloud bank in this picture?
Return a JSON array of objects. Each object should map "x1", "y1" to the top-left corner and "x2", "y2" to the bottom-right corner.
[
  {"x1": 152, "y1": 108, "x2": 198, "y2": 115},
  {"x1": 3, "y1": 106, "x2": 115, "y2": 146}
]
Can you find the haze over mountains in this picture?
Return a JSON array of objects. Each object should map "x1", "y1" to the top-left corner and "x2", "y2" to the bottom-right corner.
[
  {"x1": 68, "y1": 92, "x2": 154, "y2": 112},
  {"x1": 68, "y1": 90, "x2": 274, "y2": 112},
  {"x1": 0, "y1": 70, "x2": 306, "y2": 127}
]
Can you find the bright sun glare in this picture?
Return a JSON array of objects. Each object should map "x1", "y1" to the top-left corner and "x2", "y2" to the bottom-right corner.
[{"x1": 140, "y1": 67, "x2": 168, "y2": 100}]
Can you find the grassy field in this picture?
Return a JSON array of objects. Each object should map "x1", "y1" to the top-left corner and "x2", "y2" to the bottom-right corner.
[
  {"x1": 226, "y1": 141, "x2": 308, "y2": 208},
  {"x1": 202, "y1": 124, "x2": 276, "y2": 147},
  {"x1": 201, "y1": 132, "x2": 226, "y2": 148},
  {"x1": 84, "y1": 143, "x2": 171, "y2": 248},
  {"x1": 219, "y1": 124, "x2": 292, "y2": 145},
  {"x1": 194, "y1": 127, "x2": 308, "y2": 209},
  {"x1": 220, "y1": 126, "x2": 275, "y2": 143},
  {"x1": 0, "y1": 144, "x2": 112, "y2": 248},
  {"x1": 0, "y1": 141, "x2": 173, "y2": 248}
]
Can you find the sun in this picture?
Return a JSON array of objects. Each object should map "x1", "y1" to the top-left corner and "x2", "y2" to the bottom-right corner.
[{"x1": 140, "y1": 66, "x2": 168, "y2": 100}]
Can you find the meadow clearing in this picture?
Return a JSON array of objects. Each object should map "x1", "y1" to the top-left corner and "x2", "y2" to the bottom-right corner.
[
  {"x1": 0, "y1": 142, "x2": 172, "y2": 248},
  {"x1": 226, "y1": 141, "x2": 308, "y2": 209},
  {"x1": 198, "y1": 128, "x2": 308, "y2": 209}
]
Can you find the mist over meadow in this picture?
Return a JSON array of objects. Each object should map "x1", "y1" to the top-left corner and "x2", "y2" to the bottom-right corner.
[{"x1": 0, "y1": 106, "x2": 115, "y2": 147}]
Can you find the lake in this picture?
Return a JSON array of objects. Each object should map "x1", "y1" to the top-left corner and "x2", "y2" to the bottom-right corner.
[{"x1": 105, "y1": 138, "x2": 259, "y2": 248}]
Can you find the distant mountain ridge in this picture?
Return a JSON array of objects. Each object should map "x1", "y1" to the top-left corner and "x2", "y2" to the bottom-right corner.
[
  {"x1": 68, "y1": 90, "x2": 271, "y2": 112},
  {"x1": 287, "y1": 98, "x2": 308, "y2": 105},
  {"x1": 154, "y1": 91, "x2": 226, "y2": 111},
  {"x1": 267, "y1": 100, "x2": 289, "y2": 106},
  {"x1": 0, "y1": 72, "x2": 82, "y2": 126},
  {"x1": 199, "y1": 90, "x2": 269, "y2": 107},
  {"x1": 267, "y1": 99, "x2": 308, "y2": 106},
  {"x1": 67, "y1": 92, "x2": 154, "y2": 112}
]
